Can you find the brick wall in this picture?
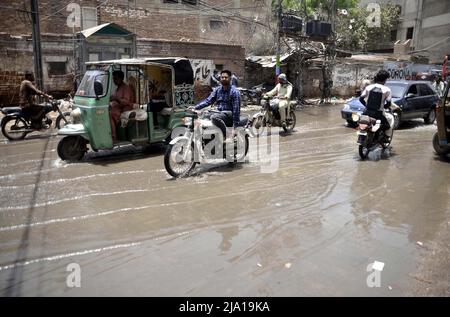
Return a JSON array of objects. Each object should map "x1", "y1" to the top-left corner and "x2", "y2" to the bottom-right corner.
[{"x1": 0, "y1": 0, "x2": 270, "y2": 46}]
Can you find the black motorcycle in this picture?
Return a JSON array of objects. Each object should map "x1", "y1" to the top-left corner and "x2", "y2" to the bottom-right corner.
[
  {"x1": 238, "y1": 84, "x2": 266, "y2": 107},
  {"x1": 1, "y1": 100, "x2": 70, "y2": 140}
]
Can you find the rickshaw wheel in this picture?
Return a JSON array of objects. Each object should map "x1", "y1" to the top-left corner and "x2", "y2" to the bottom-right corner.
[
  {"x1": 432, "y1": 132, "x2": 450, "y2": 156},
  {"x1": 57, "y1": 136, "x2": 87, "y2": 161}
]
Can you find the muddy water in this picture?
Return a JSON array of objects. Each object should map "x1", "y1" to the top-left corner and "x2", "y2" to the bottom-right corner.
[{"x1": 0, "y1": 104, "x2": 448, "y2": 296}]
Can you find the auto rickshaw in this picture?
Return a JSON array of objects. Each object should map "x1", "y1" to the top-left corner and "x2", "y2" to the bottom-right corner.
[
  {"x1": 57, "y1": 57, "x2": 195, "y2": 161},
  {"x1": 433, "y1": 79, "x2": 450, "y2": 157}
]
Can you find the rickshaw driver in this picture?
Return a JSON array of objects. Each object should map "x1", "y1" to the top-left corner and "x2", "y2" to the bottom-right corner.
[{"x1": 110, "y1": 70, "x2": 135, "y2": 140}]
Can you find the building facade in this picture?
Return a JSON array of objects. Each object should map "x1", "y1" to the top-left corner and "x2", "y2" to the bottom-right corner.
[
  {"x1": 0, "y1": 0, "x2": 258, "y2": 105},
  {"x1": 359, "y1": 0, "x2": 450, "y2": 63}
]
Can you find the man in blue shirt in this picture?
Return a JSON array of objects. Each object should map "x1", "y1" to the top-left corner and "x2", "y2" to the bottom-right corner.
[{"x1": 192, "y1": 69, "x2": 241, "y2": 136}]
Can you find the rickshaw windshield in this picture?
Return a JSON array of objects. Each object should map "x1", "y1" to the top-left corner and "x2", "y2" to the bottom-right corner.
[{"x1": 76, "y1": 70, "x2": 109, "y2": 98}]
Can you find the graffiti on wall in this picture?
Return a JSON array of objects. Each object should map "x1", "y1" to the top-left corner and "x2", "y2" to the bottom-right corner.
[
  {"x1": 384, "y1": 61, "x2": 440, "y2": 80},
  {"x1": 190, "y1": 59, "x2": 214, "y2": 85}
]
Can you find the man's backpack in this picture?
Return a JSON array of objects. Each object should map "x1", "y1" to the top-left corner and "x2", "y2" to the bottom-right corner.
[{"x1": 366, "y1": 87, "x2": 383, "y2": 111}]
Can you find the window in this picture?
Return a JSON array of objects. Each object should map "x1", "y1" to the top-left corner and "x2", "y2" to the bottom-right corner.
[
  {"x1": 419, "y1": 84, "x2": 434, "y2": 96},
  {"x1": 76, "y1": 70, "x2": 109, "y2": 98},
  {"x1": 407, "y1": 84, "x2": 417, "y2": 96},
  {"x1": 406, "y1": 27, "x2": 414, "y2": 40},
  {"x1": 390, "y1": 29, "x2": 397, "y2": 41},
  {"x1": 182, "y1": 0, "x2": 197, "y2": 4},
  {"x1": 82, "y1": 7, "x2": 97, "y2": 29},
  {"x1": 163, "y1": 0, "x2": 179, "y2": 3},
  {"x1": 210, "y1": 20, "x2": 226, "y2": 30},
  {"x1": 47, "y1": 62, "x2": 66, "y2": 76}
]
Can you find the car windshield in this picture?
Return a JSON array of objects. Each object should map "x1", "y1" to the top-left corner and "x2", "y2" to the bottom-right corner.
[
  {"x1": 386, "y1": 83, "x2": 406, "y2": 98},
  {"x1": 76, "y1": 70, "x2": 109, "y2": 98}
]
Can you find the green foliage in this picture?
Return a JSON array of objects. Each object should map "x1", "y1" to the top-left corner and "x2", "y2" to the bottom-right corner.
[
  {"x1": 280, "y1": 0, "x2": 358, "y2": 17},
  {"x1": 335, "y1": 4, "x2": 400, "y2": 51},
  {"x1": 275, "y1": 0, "x2": 400, "y2": 52}
]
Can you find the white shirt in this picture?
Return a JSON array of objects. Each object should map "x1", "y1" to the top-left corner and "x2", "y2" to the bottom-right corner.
[
  {"x1": 432, "y1": 81, "x2": 445, "y2": 97},
  {"x1": 360, "y1": 83, "x2": 392, "y2": 111}
]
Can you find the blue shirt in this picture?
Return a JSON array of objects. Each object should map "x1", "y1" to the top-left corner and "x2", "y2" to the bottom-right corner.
[{"x1": 195, "y1": 85, "x2": 241, "y2": 128}]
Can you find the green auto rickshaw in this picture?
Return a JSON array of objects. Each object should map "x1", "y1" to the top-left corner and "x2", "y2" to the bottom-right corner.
[
  {"x1": 433, "y1": 79, "x2": 450, "y2": 157},
  {"x1": 57, "y1": 57, "x2": 195, "y2": 161}
]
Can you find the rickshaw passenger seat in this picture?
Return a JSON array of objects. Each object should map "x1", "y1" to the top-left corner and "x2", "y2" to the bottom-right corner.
[{"x1": 120, "y1": 109, "x2": 147, "y2": 128}]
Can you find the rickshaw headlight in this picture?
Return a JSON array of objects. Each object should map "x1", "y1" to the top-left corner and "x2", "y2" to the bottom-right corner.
[
  {"x1": 70, "y1": 107, "x2": 81, "y2": 124},
  {"x1": 182, "y1": 117, "x2": 192, "y2": 125}
]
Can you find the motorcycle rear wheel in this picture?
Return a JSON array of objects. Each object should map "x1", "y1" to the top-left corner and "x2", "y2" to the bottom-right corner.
[
  {"x1": 283, "y1": 111, "x2": 296, "y2": 133},
  {"x1": 1, "y1": 116, "x2": 29, "y2": 140},
  {"x1": 164, "y1": 140, "x2": 196, "y2": 178}
]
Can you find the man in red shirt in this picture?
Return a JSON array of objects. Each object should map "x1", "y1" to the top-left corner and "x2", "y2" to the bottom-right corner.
[{"x1": 109, "y1": 70, "x2": 135, "y2": 141}]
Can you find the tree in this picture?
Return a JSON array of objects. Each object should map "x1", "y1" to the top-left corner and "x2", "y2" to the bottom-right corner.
[
  {"x1": 335, "y1": 4, "x2": 400, "y2": 51},
  {"x1": 280, "y1": 0, "x2": 358, "y2": 18}
]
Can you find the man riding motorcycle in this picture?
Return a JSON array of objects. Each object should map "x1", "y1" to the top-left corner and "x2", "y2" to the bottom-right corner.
[
  {"x1": 359, "y1": 70, "x2": 395, "y2": 142},
  {"x1": 19, "y1": 71, "x2": 53, "y2": 129},
  {"x1": 263, "y1": 73, "x2": 293, "y2": 129},
  {"x1": 190, "y1": 69, "x2": 241, "y2": 139}
]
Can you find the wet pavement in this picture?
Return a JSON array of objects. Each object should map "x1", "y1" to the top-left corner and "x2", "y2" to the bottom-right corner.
[{"x1": 0, "y1": 104, "x2": 448, "y2": 296}]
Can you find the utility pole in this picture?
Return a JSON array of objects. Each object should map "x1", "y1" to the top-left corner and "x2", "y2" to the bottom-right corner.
[
  {"x1": 275, "y1": 0, "x2": 282, "y2": 83},
  {"x1": 30, "y1": 0, "x2": 44, "y2": 91}
]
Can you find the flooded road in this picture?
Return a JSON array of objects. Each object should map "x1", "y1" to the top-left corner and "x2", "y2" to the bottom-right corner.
[{"x1": 0, "y1": 104, "x2": 448, "y2": 296}]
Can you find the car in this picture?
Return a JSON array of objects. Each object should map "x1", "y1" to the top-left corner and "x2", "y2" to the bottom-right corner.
[{"x1": 341, "y1": 80, "x2": 440, "y2": 129}]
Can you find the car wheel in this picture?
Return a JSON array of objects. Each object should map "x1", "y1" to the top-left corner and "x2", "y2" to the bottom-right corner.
[{"x1": 424, "y1": 108, "x2": 436, "y2": 124}]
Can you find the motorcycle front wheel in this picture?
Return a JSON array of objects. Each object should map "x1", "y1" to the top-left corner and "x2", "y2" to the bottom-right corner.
[
  {"x1": 56, "y1": 112, "x2": 72, "y2": 129},
  {"x1": 164, "y1": 140, "x2": 196, "y2": 178},
  {"x1": 358, "y1": 144, "x2": 370, "y2": 160},
  {"x1": 1, "y1": 116, "x2": 29, "y2": 140},
  {"x1": 251, "y1": 116, "x2": 266, "y2": 137}
]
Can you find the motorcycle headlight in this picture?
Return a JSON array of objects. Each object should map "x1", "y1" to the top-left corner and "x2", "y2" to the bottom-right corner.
[
  {"x1": 182, "y1": 117, "x2": 192, "y2": 125},
  {"x1": 352, "y1": 113, "x2": 360, "y2": 122}
]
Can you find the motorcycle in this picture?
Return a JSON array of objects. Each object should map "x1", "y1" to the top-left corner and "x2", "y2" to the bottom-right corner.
[
  {"x1": 352, "y1": 110, "x2": 397, "y2": 160},
  {"x1": 1, "y1": 100, "x2": 70, "y2": 140},
  {"x1": 250, "y1": 96, "x2": 296, "y2": 135},
  {"x1": 164, "y1": 109, "x2": 251, "y2": 178},
  {"x1": 55, "y1": 93, "x2": 74, "y2": 129},
  {"x1": 238, "y1": 84, "x2": 266, "y2": 107}
]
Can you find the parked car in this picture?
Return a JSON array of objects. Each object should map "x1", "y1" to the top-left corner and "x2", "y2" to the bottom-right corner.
[{"x1": 341, "y1": 80, "x2": 440, "y2": 129}]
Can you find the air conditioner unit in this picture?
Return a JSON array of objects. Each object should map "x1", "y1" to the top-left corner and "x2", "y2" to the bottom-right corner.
[
  {"x1": 306, "y1": 20, "x2": 331, "y2": 37},
  {"x1": 282, "y1": 15, "x2": 303, "y2": 33}
]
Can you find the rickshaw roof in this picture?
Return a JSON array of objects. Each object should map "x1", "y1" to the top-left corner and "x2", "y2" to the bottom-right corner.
[
  {"x1": 86, "y1": 57, "x2": 189, "y2": 66},
  {"x1": 86, "y1": 57, "x2": 194, "y2": 85}
]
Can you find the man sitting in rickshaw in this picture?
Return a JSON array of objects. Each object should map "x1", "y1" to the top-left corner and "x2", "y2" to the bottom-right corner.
[{"x1": 110, "y1": 70, "x2": 135, "y2": 140}]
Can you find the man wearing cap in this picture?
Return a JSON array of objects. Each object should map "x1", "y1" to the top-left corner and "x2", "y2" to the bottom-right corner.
[{"x1": 264, "y1": 73, "x2": 293, "y2": 129}]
